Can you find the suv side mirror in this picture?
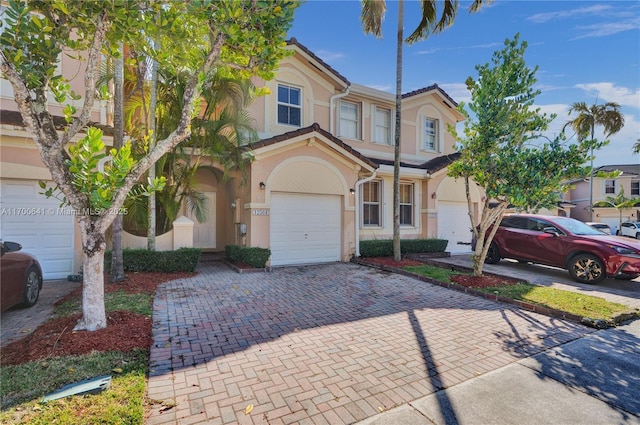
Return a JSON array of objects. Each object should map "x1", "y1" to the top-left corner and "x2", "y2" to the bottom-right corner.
[
  {"x1": 543, "y1": 228, "x2": 561, "y2": 237},
  {"x1": 1, "y1": 241, "x2": 22, "y2": 254}
]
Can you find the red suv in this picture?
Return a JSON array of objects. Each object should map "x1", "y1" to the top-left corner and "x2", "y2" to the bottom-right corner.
[{"x1": 483, "y1": 214, "x2": 640, "y2": 284}]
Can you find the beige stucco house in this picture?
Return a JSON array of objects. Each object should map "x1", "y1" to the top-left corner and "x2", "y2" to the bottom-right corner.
[
  {"x1": 565, "y1": 164, "x2": 640, "y2": 234},
  {"x1": 0, "y1": 38, "x2": 483, "y2": 278}
]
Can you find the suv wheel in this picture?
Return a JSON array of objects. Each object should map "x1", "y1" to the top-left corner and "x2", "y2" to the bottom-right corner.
[
  {"x1": 568, "y1": 254, "x2": 605, "y2": 284},
  {"x1": 485, "y1": 243, "x2": 501, "y2": 264}
]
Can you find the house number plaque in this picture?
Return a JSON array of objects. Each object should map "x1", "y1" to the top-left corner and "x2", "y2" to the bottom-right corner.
[{"x1": 252, "y1": 209, "x2": 270, "y2": 216}]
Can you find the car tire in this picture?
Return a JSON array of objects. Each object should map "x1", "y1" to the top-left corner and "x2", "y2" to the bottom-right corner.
[
  {"x1": 22, "y1": 265, "x2": 42, "y2": 307},
  {"x1": 568, "y1": 254, "x2": 605, "y2": 284},
  {"x1": 485, "y1": 243, "x2": 501, "y2": 264},
  {"x1": 636, "y1": 233, "x2": 640, "y2": 240}
]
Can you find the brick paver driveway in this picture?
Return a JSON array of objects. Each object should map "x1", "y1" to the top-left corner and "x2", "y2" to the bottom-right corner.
[{"x1": 146, "y1": 262, "x2": 593, "y2": 425}]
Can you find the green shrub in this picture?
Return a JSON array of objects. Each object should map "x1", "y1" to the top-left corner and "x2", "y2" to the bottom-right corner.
[
  {"x1": 225, "y1": 245, "x2": 271, "y2": 268},
  {"x1": 359, "y1": 239, "x2": 448, "y2": 257},
  {"x1": 105, "y1": 248, "x2": 201, "y2": 272}
]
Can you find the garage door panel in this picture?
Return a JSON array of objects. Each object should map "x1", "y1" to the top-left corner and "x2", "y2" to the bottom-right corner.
[
  {"x1": 270, "y1": 193, "x2": 341, "y2": 266},
  {"x1": 438, "y1": 202, "x2": 473, "y2": 254},
  {"x1": 1, "y1": 180, "x2": 74, "y2": 279}
]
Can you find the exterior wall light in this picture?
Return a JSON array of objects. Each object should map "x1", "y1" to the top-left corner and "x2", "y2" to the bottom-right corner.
[
  {"x1": 259, "y1": 182, "x2": 266, "y2": 190},
  {"x1": 350, "y1": 188, "x2": 355, "y2": 195}
]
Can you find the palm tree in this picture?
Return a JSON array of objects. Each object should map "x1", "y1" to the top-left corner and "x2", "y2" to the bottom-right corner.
[
  {"x1": 360, "y1": 0, "x2": 487, "y2": 260},
  {"x1": 122, "y1": 68, "x2": 257, "y2": 237},
  {"x1": 633, "y1": 138, "x2": 639, "y2": 154},
  {"x1": 564, "y1": 101, "x2": 625, "y2": 220}
]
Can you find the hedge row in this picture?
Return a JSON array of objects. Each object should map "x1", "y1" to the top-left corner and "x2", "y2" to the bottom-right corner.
[
  {"x1": 359, "y1": 239, "x2": 448, "y2": 257},
  {"x1": 225, "y1": 245, "x2": 271, "y2": 268},
  {"x1": 105, "y1": 248, "x2": 202, "y2": 272}
]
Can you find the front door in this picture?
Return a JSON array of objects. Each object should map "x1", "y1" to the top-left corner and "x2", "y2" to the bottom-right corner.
[{"x1": 189, "y1": 191, "x2": 216, "y2": 249}]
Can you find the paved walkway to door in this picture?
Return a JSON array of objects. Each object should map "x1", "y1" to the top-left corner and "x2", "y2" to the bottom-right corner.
[{"x1": 146, "y1": 262, "x2": 593, "y2": 425}]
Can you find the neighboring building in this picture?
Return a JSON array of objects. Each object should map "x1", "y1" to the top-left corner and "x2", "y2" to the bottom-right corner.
[
  {"x1": 566, "y1": 164, "x2": 640, "y2": 234},
  {"x1": 0, "y1": 38, "x2": 484, "y2": 278}
]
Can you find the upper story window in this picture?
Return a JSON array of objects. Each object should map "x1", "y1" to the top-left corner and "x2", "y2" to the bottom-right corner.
[
  {"x1": 339, "y1": 100, "x2": 361, "y2": 139},
  {"x1": 277, "y1": 84, "x2": 301, "y2": 127},
  {"x1": 373, "y1": 106, "x2": 392, "y2": 145},
  {"x1": 399, "y1": 183, "x2": 414, "y2": 226},
  {"x1": 362, "y1": 180, "x2": 381, "y2": 226},
  {"x1": 631, "y1": 180, "x2": 639, "y2": 196},
  {"x1": 423, "y1": 117, "x2": 439, "y2": 151},
  {"x1": 604, "y1": 179, "x2": 616, "y2": 194}
]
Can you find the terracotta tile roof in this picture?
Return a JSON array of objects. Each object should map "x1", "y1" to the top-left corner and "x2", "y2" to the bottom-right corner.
[
  {"x1": 367, "y1": 152, "x2": 461, "y2": 174},
  {"x1": 247, "y1": 123, "x2": 377, "y2": 168},
  {"x1": 287, "y1": 38, "x2": 350, "y2": 86},
  {"x1": 0, "y1": 109, "x2": 114, "y2": 136},
  {"x1": 402, "y1": 83, "x2": 459, "y2": 108}
]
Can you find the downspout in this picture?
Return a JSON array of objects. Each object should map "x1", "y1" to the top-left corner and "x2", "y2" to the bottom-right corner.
[
  {"x1": 354, "y1": 170, "x2": 378, "y2": 257},
  {"x1": 329, "y1": 86, "x2": 350, "y2": 134}
]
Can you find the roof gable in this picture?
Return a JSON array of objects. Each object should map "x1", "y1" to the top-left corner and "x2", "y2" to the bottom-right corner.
[{"x1": 247, "y1": 123, "x2": 376, "y2": 170}]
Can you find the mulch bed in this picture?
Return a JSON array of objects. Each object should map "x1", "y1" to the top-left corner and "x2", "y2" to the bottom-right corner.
[{"x1": 1, "y1": 271, "x2": 195, "y2": 366}]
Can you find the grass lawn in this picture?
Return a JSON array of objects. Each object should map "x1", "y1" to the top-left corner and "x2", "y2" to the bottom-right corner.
[
  {"x1": 404, "y1": 264, "x2": 635, "y2": 321},
  {"x1": 0, "y1": 271, "x2": 184, "y2": 424}
]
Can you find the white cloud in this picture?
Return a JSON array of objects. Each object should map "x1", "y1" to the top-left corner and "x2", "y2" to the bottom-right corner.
[
  {"x1": 438, "y1": 82, "x2": 471, "y2": 103},
  {"x1": 541, "y1": 105, "x2": 639, "y2": 166},
  {"x1": 314, "y1": 50, "x2": 345, "y2": 63},
  {"x1": 572, "y1": 17, "x2": 640, "y2": 39},
  {"x1": 527, "y1": 4, "x2": 613, "y2": 23},
  {"x1": 415, "y1": 42, "x2": 502, "y2": 55},
  {"x1": 575, "y1": 83, "x2": 640, "y2": 109}
]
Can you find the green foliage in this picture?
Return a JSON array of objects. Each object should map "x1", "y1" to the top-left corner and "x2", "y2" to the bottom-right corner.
[
  {"x1": 39, "y1": 127, "x2": 166, "y2": 211},
  {"x1": 449, "y1": 34, "x2": 596, "y2": 211},
  {"x1": 104, "y1": 248, "x2": 201, "y2": 272},
  {"x1": 474, "y1": 283, "x2": 633, "y2": 320},
  {"x1": 55, "y1": 291, "x2": 154, "y2": 318},
  {"x1": 225, "y1": 245, "x2": 271, "y2": 268},
  {"x1": 404, "y1": 264, "x2": 471, "y2": 283},
  {"x1": 359, "y1": 239, "x2": 448, "y2": 257}
]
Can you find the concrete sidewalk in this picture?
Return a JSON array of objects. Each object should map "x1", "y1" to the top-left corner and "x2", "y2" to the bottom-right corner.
[{"x1": 358, "y1": 320, "x2": 640, "y2": 424}]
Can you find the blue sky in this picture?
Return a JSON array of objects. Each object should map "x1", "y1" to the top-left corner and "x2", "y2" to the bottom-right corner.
[{"x1": 288, "y1": 0, "x2": 640, "y2": 166}]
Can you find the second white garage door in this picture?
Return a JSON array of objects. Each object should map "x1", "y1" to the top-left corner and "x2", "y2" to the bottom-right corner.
[
  {"x1": 270, "y1": 193, "x2": 341, "y2": 266},
  {"x1": 437, "y1": 202, "x2": 473, "y2": 254},
  {"x1": 0, "y1": 180, "x2": 75, "y2": 279}
]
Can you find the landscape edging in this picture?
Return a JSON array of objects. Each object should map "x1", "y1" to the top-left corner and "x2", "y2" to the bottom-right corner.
[{"x1": 350, "y1": 257, "x2": 638, "y2": 329}]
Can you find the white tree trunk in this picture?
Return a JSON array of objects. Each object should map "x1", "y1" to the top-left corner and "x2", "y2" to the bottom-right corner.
[{"x1": 76, "y1": 222, "x2": 107, "y2": 331}]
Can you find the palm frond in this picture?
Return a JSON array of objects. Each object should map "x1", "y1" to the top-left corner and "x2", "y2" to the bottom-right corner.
[{"x1": 361, "y1": 0, "x2": 386, "y2": 38}]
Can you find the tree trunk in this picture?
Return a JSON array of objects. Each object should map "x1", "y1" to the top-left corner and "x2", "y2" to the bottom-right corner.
[
  {"x1": 76, "y1": 225, "x2": 107, "y2": 331},
  {"x1": 147, "y1": 41, "x2": 159, "y2": 251},
  {"x1": 392, "y1": 0, "x2": 404, "y2": 262},
  {"x1": 110, "y1": 44, "x2": 125, "y2": 282}
]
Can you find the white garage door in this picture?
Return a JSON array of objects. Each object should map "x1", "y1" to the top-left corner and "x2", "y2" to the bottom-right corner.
[
  {"x1": 1, "y1": 180, "x2": 75, "y2": 279},
  {"x1": 437, "y1": 202, "x2": 473, "y2": 254},
  {"x1": 270, "y1": 193, "x2": 341, "y2": 266}
]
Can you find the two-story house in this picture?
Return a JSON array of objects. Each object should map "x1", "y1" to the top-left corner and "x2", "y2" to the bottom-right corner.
[
  {"x1": 191, "y1": 38, "x2": 483, "y2": 266},
  {"x1": 567, "y1": 164, "x2": 640, "y2": 234},
  {"x1": 0, "y1": 38, "x2": 483, "y2": 277}
]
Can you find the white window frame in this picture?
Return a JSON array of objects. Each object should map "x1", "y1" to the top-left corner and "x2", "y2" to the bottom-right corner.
[
  {"x1": 422, "y1": 117, "x2": 439, "y2": 152},
  {"x1": 339, "y1": 100, "x2": 361, "y2": 140},
  {"x1": 399, "y1": 183, "x2": 414, "y2": 226},
  {"x1": 604, "y1": 179, "x2": 616, "y2": 195},
  {"x1": 362, "y1": 180, "x2": 382, "y2": 227},
  {"x1": 277, "y1": 84, "x2": 302, "y2": 127},
  {"x1": 372, "y1": 105, "x2": 392, "y2": 145}
]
